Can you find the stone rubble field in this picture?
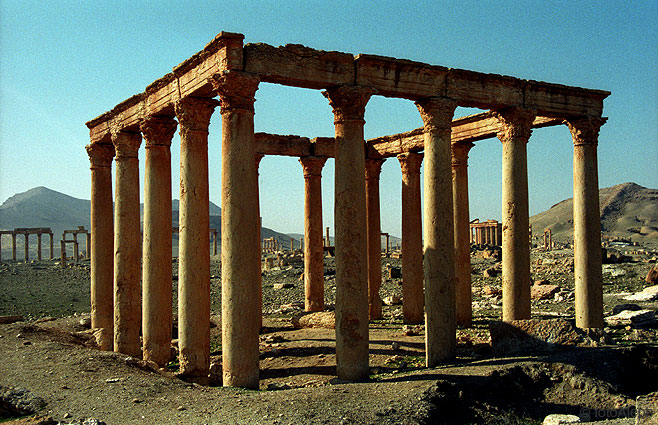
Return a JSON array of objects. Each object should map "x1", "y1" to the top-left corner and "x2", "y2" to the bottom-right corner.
[{"x1": 1, "y1": 243, "x2": 657, "y2": 424}]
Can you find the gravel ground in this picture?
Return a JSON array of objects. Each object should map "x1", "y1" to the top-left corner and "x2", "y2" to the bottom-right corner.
[{"x1": 1, "y1": 244, "x2": 657, "y2": 424}]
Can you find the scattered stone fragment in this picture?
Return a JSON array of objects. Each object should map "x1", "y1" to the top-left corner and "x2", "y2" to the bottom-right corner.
[
  {"x1": 6, "y1": 415, "x2": 56, "y2": 425},
  {"x1": 402, "y1": 325, "x2": 421, "y2": 336},
  {"x1": 291, "y1": 311, "x2": 335, "y2": 329},
  {"x1": 391, "y1": 342, "x2": 401, "y2": 351},
  {"x1": 387, "y1": 267, "x2": 402, "y2": 279},
  {"x1": 531, "y1": 283, "x2": 560, "y2": 301},
  {"x1": 646, "y1": 265, "x2": 658, "y2": 284},
  {"x1": 542, "y1": 413, "x2": 581, "y2": 424},
  {"x1": 104, "y1": 378, "x2": 120, "y2": 383},
  {"x1": 612, "y1": 303, "x2": 642, "y2": 315},
  {"x1": 605, "y1": 309, "x2": 657, "y2": 327},
  {"x1": 266, "y1": 382, "x2": 291, "y2": 391},
  {"x1": 624, "y1": 292, "x2": 658, "y2": 302},
  {"x1": 382, "y1": 295, "x2": 402, "y2": 306},
  {"x1": 79, "y1": 317, "x2": 91, "y2": 328},
  {"x1": 483, "y1": 267, "x2": 498, "y2": 278},
  {"x1": 273, "y1": 283, "x2": 294, "y2": 290},
  {"x1": 482, "y1": 285, "x2": 502, "y2": 296}
]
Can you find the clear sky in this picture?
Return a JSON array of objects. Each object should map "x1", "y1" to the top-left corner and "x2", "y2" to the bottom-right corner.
[{"x1": 1, "y1": 1, "x2": 656, "y2": 237}]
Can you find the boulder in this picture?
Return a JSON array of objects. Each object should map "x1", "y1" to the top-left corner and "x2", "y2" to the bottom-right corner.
[
  {"x1": 482, "y1": 285, "x2": 502, "y2": 296},
  {"x1": 291, "y1": 311, "x2": 335, "y2": 329},
  {"x1": 483, "y1": 267, "x2": 498, "y2": 278},
  {"x1": 489, "y1": 319, "x2": 599, "y2": 356},
  {"x1": 604, "y1": 310, "x2": 657, "y2": 327},
  {"x1": 542, "y1": 414, "x2": 580, "y2": 425},
  {"x1": 646, "y1": 265, "x2": 658, "y2": 284},
  {"x1": 273, "y1": 283, "x2": 294, "y2": 290},
  {"x1": 531, "y1": 284, "x2": 560, "y2": 300}
]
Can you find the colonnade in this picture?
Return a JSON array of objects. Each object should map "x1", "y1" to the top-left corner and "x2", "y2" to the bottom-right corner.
[
  {"x1": 85, "y1": 32, "x2": 607, "y2": 389},
  {"x1": 0, "y1": 228, "x2": 54, "y2": 262},
  {"x1": 470, "y1": 220, "x2": 502, "y2": 246}
]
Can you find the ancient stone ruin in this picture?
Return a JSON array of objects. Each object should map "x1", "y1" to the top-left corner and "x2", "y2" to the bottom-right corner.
[
  {"x1": 85, "y1": 32, "x2": 608, "y2": 388},
  {"x1": 0, "y1": 228, "x2": 54, "y2": 262}
]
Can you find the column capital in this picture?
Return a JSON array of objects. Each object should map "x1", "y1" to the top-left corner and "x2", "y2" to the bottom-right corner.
[
  {"x1": 415, "y1": 97, "x2": 457, "y2": 133},
  {"x1": 451, "y1": 141, "x2": 475, "y2": 168},
  {"x1": 210, "y1": 71, "x2": 260, "y2": 112},
  {"x1": 322, "y1": 85, "x2": 375, "y2": 123},
  {"x1": 397, "y1": 152, "x2": 423, "y2": 176},
  {"x1": 564, "y1": 116, "x2": 606, "y2": 146},
  {"x1": 365, "y1": 158, "x2": 384, "y2": 180},
  {"x1": 299, "y1": 156, "x2": 327, "y2": 178},
  {"x1": 86, "y1": 143, "x2": 115, "y2": 168},
  {"x1": 255, "y1": 153, "x2": 265, "y2": 169},
  {"x1": 140, "y1": 115, "x2": 178, "y2": 148},
  {"x1": 493, "y1": 107, "x2": 536, "y2": 144},
  {"x1": 174, "y1": 96, "x2": 220, "y2": 135},
  {"x1": 110, "y1": 128, "x2": 141, "y2": 159}
]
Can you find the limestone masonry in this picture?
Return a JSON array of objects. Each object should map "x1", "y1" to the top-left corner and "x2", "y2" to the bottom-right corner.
[{"x1": 85, "y1": 32, "x2": 609, "y2": 388}]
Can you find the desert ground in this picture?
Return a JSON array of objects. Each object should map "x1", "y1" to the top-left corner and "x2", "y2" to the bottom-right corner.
[{"x1": 1, "y1": 242, "x2": 658, "y2": 424}]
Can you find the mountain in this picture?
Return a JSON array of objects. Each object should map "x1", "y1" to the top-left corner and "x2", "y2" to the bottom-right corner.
[
  {"x1": 530, "y1": 182, "x2": 658, "y2": 241},
  {"x1": 0, "y1": 187, "x2": 292, "y2": 256}
]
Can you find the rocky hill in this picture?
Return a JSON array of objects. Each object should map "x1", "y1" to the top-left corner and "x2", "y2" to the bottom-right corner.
[
  {"x1": 530, "y1": 182, "x2": 658, "y2": 242},
  {"x1": 0, "y1": 187, "x2": 293, "y2": 256}
]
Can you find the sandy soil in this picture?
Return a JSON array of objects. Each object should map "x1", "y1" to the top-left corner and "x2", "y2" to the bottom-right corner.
[{"x1": 1, "y1": 244, "x2": 657, "y2": 424}]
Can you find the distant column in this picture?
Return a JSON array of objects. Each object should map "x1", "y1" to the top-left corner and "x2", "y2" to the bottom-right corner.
[
  {"x1": 566, "y1": 116, "x2": 606, "y2": 329},
  {"x1": 11, "y1": 233, "x2": 16, "y2": 261},
  {"x1": 49, "y1": 232, "x2": 54, "y2": 259},
  {"x1": 494, "y1": 107, "x2": 535, "y2": 322},
  {"x1": 140, "y1": 115, "x2": 177, "y2": 367},
  {"x1": 416, "y1": 97, "x2": 457, "y2": 365},
  {"x1": 37, "y1": 233, "x2": 42, "y2": 261},
  {"x1": 175, "y1": 96, "x2": 219, "y2": 383},
  {"x1": 212, "y1": 71, "x2": 261, "y2": 389},
  {"x1": 452, "y1": 141, "x2": 474, "y2": 327},
  {"x1": 86, "y1": 142, "x2": 115, "y2": 350},
  {"x1": 111, "y1": 129, "x2": 142, "y2": 357},
  {"x1": 23, "y1": 233, "x2": 29, "y2": 262},
  {"x1": 73, "y1": 234, "x2": 79, "y2": 262},
  {"x1": 299, "y1": 155, "x2": 327, "y2": 312},
  {"x1": 86, "y1": 232, "x2": 91, "y2": 259},
  {"x1": 255, "y1": 153, "x2": 264, "y2": 331},
  {"x1": 365, "y1": 158, "x2": 384, "y2": 320},
  {"x1": 398, "y1": 152, "x2": 424, "y2": 325},
  {"x1": 323, "y1": 85, "x2": 374, "y2": 381}
]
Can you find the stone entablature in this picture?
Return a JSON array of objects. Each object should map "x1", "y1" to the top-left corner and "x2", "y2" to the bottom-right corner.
[{"x1": 86, "y1": 32, "x2": 608, "y2": 142}]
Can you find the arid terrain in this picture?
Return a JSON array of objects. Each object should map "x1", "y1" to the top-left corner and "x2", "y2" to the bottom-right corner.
[{"x1": 1, "y1": 240, "x2": 658, "y2": 424}]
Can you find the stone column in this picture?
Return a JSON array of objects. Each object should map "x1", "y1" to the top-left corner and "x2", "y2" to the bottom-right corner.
[
  {"x1": 23, "y1": 233, "x2": 29, "y2": 261},
  {"x1": 365, "y1": 158, "x2": 384, "y2": 320},
  {"x1": 175, "y1": 96, "x2": 219, "y2": 383},
  {"x1": 299, "y1": 156, "x2": 327, "y2": 312},
  {"x1": 49, "y1": 233, "x2": 53, "y2": 259},
  {"x1": 140, "y1": 115, "x2": 177, "y2": 367},
  {"x1": 37, "y1": 233, "x2": 42, "y2": 261},
  {"x1": 397, "y1": 152, "x2": 424, "y2": 325},
  {"x1": 86, "y1": 232, "x2": 91, "y2": 259},
  {"x1": 416, "y1": 97, "x2": 457, "y2": 365},
  {"x1": 12, "y1": 234, "x2": 16, "y2": 261},
  {"x1": 212, "y1": 71, "x2": 261, "y2": 389},
  {"x1": 493, "y1": 108, "x2": 535, "y2": 322},
  {"x1": 326, "y1": 227, "x2": 331, "y2": 247},
  {"x1": 566, "y1": 117, "x2": 606, "y2": 329},
  {"x1": 323, "y1": 85, "x2": 373, "y2": 381},
  {"x1": 73, "y1": 234, "x2": 79, "y2": 262},
  {"x1": 85, "y1": 142, "x2": 115, "y2": 351},
  {"x1": 451, "y1": 141, "x2": 474, "y2": 327},
  {"x1": 110, "y1": 129, "x2": 142, "y2": 357},
  {"x1": 60, "y1": 240, "x2": 66, "y2": 266}
]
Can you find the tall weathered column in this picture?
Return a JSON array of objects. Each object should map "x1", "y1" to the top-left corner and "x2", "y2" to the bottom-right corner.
[
  {"x1": 110, "y1": 129, "x2": 142, "y2": 357},
  {"x1": 140, "y1": 115, "x2": 177, "y2": 367},
  {"x1": 323, "y1": 85, "x2": 374, "y2": 381},
  {"x1": 494, "y1": 108, "x2": 535, "y2": 322},
  {"x1": 299, "y1": 156, "x2": 328, "y2": 312},
  {"x1": 49, "y1": 233, "x2": 53, "y2": 260},
  {"x1": 86, "y1": 143, "x2": 115, "y2": 350},
  {"x1": 37, "y1": 233, "x2": 42, "y2": 260},
  {"x1": 397, "y1": 152, "x2": 424, "y2": 325},
  {"x1": 567, "y1": 117, "x2": 606, "y2": 329},
  {"x1": 175, "y1": 96, "x2": 218, "y2": 383},
  {"x1": 452, "y1": 141, "x2": 474, "y2": 327},
  {"x1": 23, "y1": 233, "x2": 29, "y2": 261},
  {"x1": 416, "y1": 97, "x2": 457, "y2": 365},
  {"x1": 11, "y1": 234, "x2": 16, "y2": 261},
  {"x1": 212, "y1": 71, "x2": 261, "y2": 389},
  {"x1": 365, "y1": 158, "x2": 384, "y2": 320}
]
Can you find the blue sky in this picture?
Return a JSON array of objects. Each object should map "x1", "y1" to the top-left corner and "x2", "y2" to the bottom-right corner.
[{"x1": 1, "y1": 1, "x2": 656, "y2": 236}]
